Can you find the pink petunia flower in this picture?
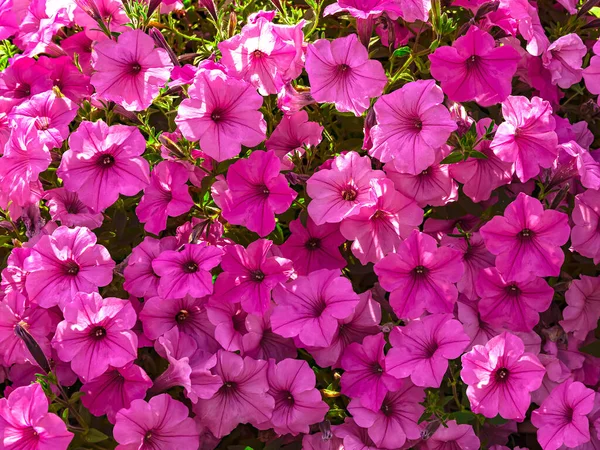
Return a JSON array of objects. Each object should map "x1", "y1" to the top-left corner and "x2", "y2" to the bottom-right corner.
[
  {"x1": 213, "y1": 239, "x2": 293, "y2": 315},
  {"x1": 306, "y1": 151, "x2": 385, "y2": 225},
  {"x1": 340, "y1": 178, "x2": 423, "y2": 265},
  {"x1": 176, "y1": 69, "x2": 267, "y2": 161},
  {"x1": 418, "y1": 420, "x2": 480, "y2": 450},
  {"x1": 242, "y1": 307, "x2": 298, "y2": 361},
  {"x1": 571, "y1": 189, "x2": 600, "y2": 264},
  {"x1": 479, "y1": 192, "x2": 570, "y2": 281},
  {"x1": 259, "y1": 358, "x2": 329, "y2": 435},
  {"x1": 531, "y1": 379, "x2": 596, "y2": 450},
  {"x1": 530, "y1": 354, "x2": 571, "y2": 406},
  {"x1": 476, "y1": 268, "x2": 554, "y2": 332},
  {"x1": 9, "y1": 90, "x2": 78, "y2": 150},
  {"x1": 271, "y1": 269, "x2": 360, "y2": 347},
  {"x1": 215, "y1": 150, "x2": 297, "y2": 236},
  {"x1": 460, "y1": 332, "x2": 545, "y2": 421},
  {"x1": 553, "y1": 141, "x2": 600, "y2": 191},
  {"x1": 61, "y1": 31, "x2": 94, "y2": 75},
  {"x1": 348, "y1": 379, "x2": 425, "y2": 449},
  {"x1": 24, "y1": 225, "x2": 114, "y2": 308},
  {"x1": 305, "y1": 34, "x2": 387, "y2": 116},
  {"x1": 91, "y1": 29, "x2": 174, "y2": 111},
  {"x1": 13, "y1": 0, "x2": 69, "y2": 57},
  {"x1": 81, "y1": 363, "x2": 152, "y2": 423},
  {"x1": 43, "y1": 188, "x2": 104, "y2": 229},
  {"x1": 37, "y1": 56, "x2": 91, "y2": 104},
  {"x1": 490, "y1": 95, "x2": 558, "y2": 182},
  {"x1": 152, "y1": 242, "x2": 223, "y2": 299},
  {"x1": 398, "y1": 0, "x2": 430, "y2": 22},
  {"x1": 0, "y1": 383, "x2": 73, "y2": 450},
  {"x1": 374, "y1": 229, "x2": 464, "y2": 319},
  {"x1": 303, "y1": 432, "x2": 345, "y2": 450},
  {"x1": 193, "y1": 351, "x2": 274, "y2": 438},
  {"x1": 0, "y1": 56, "x2": 52, "y2": 107},
  {"x1": 265, "y1": 110, "x2": 323, "y2": 170},
  {"x1": 542, "y1": 33, "x2": 586, "y2": 89},
  {"x1": 73, "y1": 0, "x2": 129, "y2": 41},
  {"x1": 52, "y1": 292, "x2": 138, "y2": 382},
  {"x1": 58, "y1": 120, "x2": 150, "y2": 213},
  {"x1": 114, "y1": 394, "x2": 200, "y2": 450},
  {"x1": 370, "y1": 79, "x2": 457, "y2": 174},
  {"x1": 386, "y1": 314, "x2": 469, "y2": 388},
  {"x1": 206, "y1": 300, "x2": 248, "y2": 351},
  {"x1": 136, "y1": 161, "x2": 194, "y2": 235},
  {"x1": 560, "y1": 275, "x2": 600, "y2": 341},
  {"x1": 341, "y1": 332, "x2": 401, "y2": 410},
  {"x1": 279, "y1": 216, "x2": 347, "y2": 275},
  {"x1": 429, "y1": 26, "x2": 520, "y2": 106}
]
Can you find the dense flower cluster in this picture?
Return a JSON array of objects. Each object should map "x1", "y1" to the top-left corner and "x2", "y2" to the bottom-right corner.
[{"x1": 0, "y1": 0, "x2": 599, "y2": 449}]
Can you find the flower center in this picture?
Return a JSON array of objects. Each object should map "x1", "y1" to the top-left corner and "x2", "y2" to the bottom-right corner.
[
  {"x1": 183, "y1": 261, "x2": 198, "y2": 273},
  {"x1": 372, "y1": 210, "x2": 386, "y2": 220},
  {"x1": 414, "y1": 119, "x2": 423, "y2": 130},
  {"x1": 35, "y1": 117, "x2": 51, "y2": 131},
  {"x1": 519, "y1": 228, "x2": 533, "y2": 240},
  {"x1": 91, "y1": 326, "x2": 107, "y2": 340},
  {"x1": 64, "y1": 261, "x2": 80, "y2": 275},
  {"x1": 250, "y1": 270, "x2": 265, "y2": 282},
  {"x1": 211, "y1": 109, "x2": 224, "y2": 122},
  {"x1": 372, "y1": 363, "x2": 384, "y2": 374},
  {"x1": 341, "y1": 186, "x2": 358, "y2": 201},
  {"x1": 176, "y1": 309, "x2": 189, "y2": 323},
  {"x1": 413, "y1": 265, "x2": 427, "y2": 276},
  {"x1": 144, "y1": 430, "x2": 153, "y2": 441},
  {"x1": 98, "y1": 154, "x2": 115, "y2": 168},
  {"x1": 130, "y1": 63, "x2": 142, "y2": 74},
  {"x1": 252, "y1": 49, "x2": 265, "y2": 59},
  {"x1": 495, "y1": 368, "x2": 509, "y2": 382},
  {"x1": 421, "y1": 169, "x2": 429, "y2": 176},
  {"x1": 506, "y1": 284, "x2": 520, "y2": 296},
  {"x1": 305, "y1": 238, "x2": 321, "y2": 250},
  {"x1": 338, "y1": 63, "x2": 351, "y2": 73},
  {"x1": 466, "y1": 54, "x2": 479, "y2": 68}
]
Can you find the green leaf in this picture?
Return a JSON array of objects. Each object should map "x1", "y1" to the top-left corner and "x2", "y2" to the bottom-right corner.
[
  {"x1": 440, "y1": 152, "x2": 465, "y2": 164},
  {"x1": 392, "y1": 46, "x2": 411, "y2": 58},
  {"x1": 581, "y1": 339, "x2": 600, "y2": 357},
  {"x1": 84, "y1": 429, "x2": 109, "y2": 443},
  {"x1": 469, "y1": 150, "x2": 488, "y2": 159},
  {"x1": 451, "y1": 411, "x2": 477, "y2": 424}
]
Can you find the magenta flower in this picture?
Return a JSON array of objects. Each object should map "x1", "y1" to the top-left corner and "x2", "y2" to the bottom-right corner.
[
  {"x1": 136, "y1": 161, "x2": 194, "y2": 235},
  {"x1": 81, "y1": 363, "x2": 152, "y2": 423},
  {"x1": 13, "y1": 0, "x2": 69, "y2": 57},
  {"x1": 193, "y1": 351, "x2": 274, "y2": 438},
  {"x1": 333, "y1": 418, "x2": 379, "y2": 450},
  {"x1": 370, "y1": 79, "x2": 457, "y2": 175},
  {"x1": 213, "y1": 239, "x2": 293, "y2": 315},
  {"x1": 61, "y1": 32, "x2": 94, "y2": 75},
  {"x1": 460, "y1": 332, "x2": 545, "y2": 421},
  {"x1": 476, "y1": 268, "x2": 554, "y2": 332},
  {"x1": 554, "y1": 141, "x2": 600, "y2": 191},
  {"x1": 480, "y1": 193, "x2": 570, "y2": 281},
  {"x1": 216, "y1": 150, "x2": 296, "y2": 237},
  {"x1": 0, "y1": 384, "x2": 73, "y2": 450},
  {"x1": 242, "y1": 308, "x2": 298, "y2": 362},
  {"x1": 419, "y1": 420, "x2": 480, "y2": 450},
  {"x1": 341, "y1": 333, "x2": 401, "y2": 410},
  {"x1": 265, "y1": 111, "x2": 323, "y2": 170},
  {"x1": 152, "y1": 242, "x2": 223, "y2": 299},
  {"x1": 324, "y1": 0, "x2": 402, "y2": 19},
  {"x1": 340, "y1": 178, "x2": 423, "y2": 264},
  {"x1": 24, "y1": 226, "x2": 114, "y2": 308},
  {"x1": 260, "y1": 358, "x2": 329, "y2": 435},
  {"x1": 279, "y1": 217, "x2": 347, "y2": 275},
  {"x1": 429, "y1": 26, "x2": 520, "y2": 106},
  {"x1": 271, "y1": 269, "x2": 360, "y2": 347},
  {"x1": 9, "y1": 91, "x2": 78, "y2": 150},
  {"x1": 176, "y1": 69, "x2": 267, "y2": 161},
  {"x1": 0, "y1": 56, "x2": 52, "y2": 107},
  {"x1": 73, "y1": 0, "x2": 129, "y2": 41},
  {"x1": 44, "y1": 188, "x2": 104, "y2": 229},
  {"x1": 348, "y1": 380, "x2": 425, "y2": 449},
  {"x1": 206, "y1": 300, "x2": 248, "y2": 352},
  {"x1": 531, "y1": 354, "x2": 572, "y2": 406},
  {"x1": 58, "y1": 120, "x2": 150, "y2": 213},
  {"x1": 571, "y1": 189, "x2": 600, "y2": 264},
  {"x1": 114, "y1": 394, "x2": 200, "y2": 450},
  {"x1": 490, "y1": 95, "x2": 558, "y2": 182},
  {"x1": 307, "y1": 151, "x2": 385, "y2": 225},
  {"x1": 91, "y1": 29, "x2": 174, "y2": 111},
  {"x1": 37, "y1": 55, "x2": 92, "y2": 103},
  {"x1": 219, "y1": 17, "x2": 300, "y2": 95},
  {"x1": 386, "y1": 314, "x2": 469, "y2": 388},
  {"x1": 531, "y1": 379, "x2": 596, "y2": 450},
  {"x1": 560, "y1": 275, "x2": 600, "y2": 341},
  {"x1": 52, "y1": 292, "x2": 138, "y2": 381},
  {"x1": 305, "y1": 34, "x2": 387, "y2": 116},
  {"x1": 542, "y1": 33, "x2": 586, "y2": 89},
  {"x1": 374, "y1": 229, "x2": 464, "y2": 319}
]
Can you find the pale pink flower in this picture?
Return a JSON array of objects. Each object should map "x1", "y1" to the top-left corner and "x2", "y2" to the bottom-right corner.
[
  {"x1": 44, "y1": 188, "x2": 104, "y2": 229},
  {"x1": 333, "y1": 417, "x2": 379, "y2": 450},
  {"x1": 13, "y1": 0, "x2": 70, "y2": 57},
  {"x1": 531, "y1": 354, "x2": 571, "y2": 406},
  {"x1": 542, "y1": 33, "x2": 586, "y2": 89},
  {"x1": 176, "y1": 69, "x2": 267, "y2": 161},
  {"x1": 553, "y1": 141, "x2": 600, "y2": 191},
  {"x1": 479, "y1": 193, "x2": 570, "y2": 281},
  {"x1": 429, "y1": 26, "x2": 520, "y2": 106},
  {"x1": 306, "y1": 151, "x2": 385, "y2": 225},
  {"x1": 58, "y1": 120, "x2": 150, "y2": 213},
  {"x1": 374, "y1": 229, "x2": 464, "y2": 319},
  {"x1": 490, "y1": 95, "x2": 558, "y2": 182},
  {"x1": 398, "y1": 0, "x2": 430, "y2": 21},
  {"x1": 560, "y1": 275, "x2": 600, "y2": 341},
  {"x1": 370, "y1": 79, "x2": 457, "y2": 174},
  {"x1": 571, "y1": 189, "x2": 600, "y2": 264},
  {"x1": 305, "y1": 34, "x2": 387, "y2": 116},
  {"x1": 91, "y1": 29, "x2": 174, "y2": 111}
]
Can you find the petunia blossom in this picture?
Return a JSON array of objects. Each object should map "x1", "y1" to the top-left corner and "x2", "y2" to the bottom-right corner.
[
  {"x1": 58, "y1": 120, "x2": 150, "y2": 213},
  {"x1": 305, "y1": 34, "x2": 387, "y2": 116},
  {"x1": 91, "y1": 29, "x2": 174, "y2": 111},
  {"x1": 560, "y1": 275, "x2": 600, "y2": 341},
  {"x1": 479, "y1": 193, "x2": 570, "y2": 281},
  {"x1": 0, "y1": 56, "x2": 52, "y2": 107},
  {"x1": 213, "y1": 239, "x2": 293, "y2": 315},
  {"x1": 306, "y1": 151, "x2": 385, "y2": 225},
  {"x1": 542, "y1": 33, "x2": 586, "y2": 89},
  {"x1": 73, "y1": 0, "x2": 129, "y2": 41},
  {"x1": 370, "y1": 79, "x2": 457, "y2": 174},
  {"x1": 490, "y1": 95, "x2": 558, "y2": 182},
  {"x1": 271, "y1": 269, "x2": 360, "y2": 347},
  {"x1": 385, "y1": 314, "x2": 469, "y2": 388},
  {"x1": 374, "y1": 229, "x2": 464, "y2": 319},
  {"x1": 242, "y1": 307, "x2": 298, "y2": 361},
  {"x1": 52, "y1": 292, "x2": 138, "y2": 382},
  {"x1": 176, "y1": 69, "x2": 267, "y2": 161},
  {"x1": 43, "y1": 188, "x2": 104, "y2": 229},
  {"x1": 571, "y1": 189, "x2": 600, "y2": 265},
  {"x1": 429, "y1": 26, "x2": 520, "y2": 106},
  {"x1": 460, "y1": 332, "x2": 545, "y2": 421}
]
